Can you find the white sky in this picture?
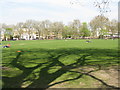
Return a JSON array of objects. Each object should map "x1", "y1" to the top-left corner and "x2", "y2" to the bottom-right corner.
[{"x1": 0, "y1": 0, "x2": 119, "y2": 25}]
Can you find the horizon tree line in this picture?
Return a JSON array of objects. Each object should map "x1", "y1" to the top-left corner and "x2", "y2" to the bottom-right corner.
[{"x1": 1, "y1": 15, "x2": 118, "y2": 40}]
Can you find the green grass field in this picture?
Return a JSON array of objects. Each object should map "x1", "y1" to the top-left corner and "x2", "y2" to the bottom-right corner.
[{"x1": 1, "y1": 39, "x2": 119, "y2": 88}]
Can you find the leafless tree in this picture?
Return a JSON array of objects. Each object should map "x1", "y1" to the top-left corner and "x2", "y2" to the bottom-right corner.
[
  {"x1": 14, "y1": 22, "x2": 25, "y2": 40},
  {"x1": 50, "y1": 21, "x2": 64, "y2": 39},
  {"x1": 68, "y1": 19, "x2": 81, "y2": 39},
  {"x1": 90, "y1": 15, "x2": 109, "y2": 37}
]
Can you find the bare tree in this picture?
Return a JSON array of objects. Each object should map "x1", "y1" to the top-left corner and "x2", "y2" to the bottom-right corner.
[
  {"x1": 106, "y1": 19, "x2": 118, "y2": 38},
  {"x1": 14, "y1": 22, "x2": 25, "y2": 40},
  {"x1": 93, "y1": 0, "x2": 111, "y2": 16},
  {"x1": 39, "y1": 20, "x2": 52, "y2": 40},
  {"x1": 24, "y1": 20, "x2": 35, "y2": 40},
  {"x1": 33, "y1": 21, "x2": 43, "y2": 40},
  {"x1": 90, "y1": 15, "x2": 109, "y2": 38},
  {"x1": 68, "y1": 19, "x2": 81, "y2": 39},
  {"x1": 50, "y1": 21, "x2": 64, "y2": 39}
]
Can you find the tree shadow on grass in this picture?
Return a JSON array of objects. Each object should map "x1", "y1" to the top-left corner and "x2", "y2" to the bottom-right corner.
[{"x1": 2, "y1": 48, "x2": 119, "y2": 89}]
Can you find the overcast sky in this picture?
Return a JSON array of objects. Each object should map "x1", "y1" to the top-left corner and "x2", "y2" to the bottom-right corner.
[{"x1": 0, "y1": 0, "x2": 119, "y2": 25}]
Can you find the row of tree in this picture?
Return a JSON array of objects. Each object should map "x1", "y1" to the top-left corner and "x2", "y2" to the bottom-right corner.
[{"x1": 1, "y1": 15, "x2": 118, "y2": 40}]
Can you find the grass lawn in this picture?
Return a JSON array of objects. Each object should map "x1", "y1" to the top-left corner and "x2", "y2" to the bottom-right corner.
[{"x1": 1, "y1": 39, "x2": 119, "y2": 88}]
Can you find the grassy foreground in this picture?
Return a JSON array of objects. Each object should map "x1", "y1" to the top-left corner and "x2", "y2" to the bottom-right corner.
[{"x1": 1, "y1": 39, "x2": 119, "y2": 88}]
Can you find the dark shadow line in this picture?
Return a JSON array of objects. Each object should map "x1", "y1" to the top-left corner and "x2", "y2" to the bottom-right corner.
[
  {"x1": 68, "y1": 71, "x2": 120, "y2": 89},
  {"x1": 47, "y1": 67, "x2": 99, "y2": 89},
  {"x1": 46, "y1": 74, "x2": 83, "y2": 89}
]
